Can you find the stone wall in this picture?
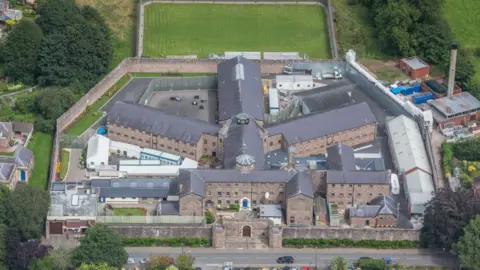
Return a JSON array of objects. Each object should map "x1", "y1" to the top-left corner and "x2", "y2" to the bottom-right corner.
[
  {"x1": 283, "y1": 227, "x2": 420, "y2": 241},
  {"x1": 110, "y1": 225, "x2": 212, "y2": 238}
]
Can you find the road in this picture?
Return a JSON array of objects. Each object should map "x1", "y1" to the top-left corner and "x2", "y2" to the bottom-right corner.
[{"x1": 125, "y1": 247, "x2": 458, "y2": 269}]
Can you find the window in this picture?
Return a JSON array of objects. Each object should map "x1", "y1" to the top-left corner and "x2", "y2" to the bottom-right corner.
[
  {"x1": 331, "y1": 184, "x2": 335, "y2": 187},
  {"x1": 252, "y1": 200, "x2": 257, "y2": 205},
  {"x1": 235, "y1": 200, "x2": 239, "y2": 204},
  {"x1": 174, "y1": 148, "x2": 179, "y2": 151},
  {"x1": 270, "y1": 192, "x2": 275, "y2": 196},
  {"x1": 168, "y1": 146, "x2": 172, "y2": 150},
  {"x1": 226, "y1": 200, "x2": 230, "y2": 205},
  {"x1": 358, "y1": 184, "x2": 362, "y2": 187},
  {"x1": 175, "y1": 140, "x2": 179, "y2": 143},
  {"x1": 349, "y1": 184, "x2": 353, "y2": 187},
  {"x1": 204, "y1": 148, "x2": 207, "y2": 152},
  {"x1": 279, "y1": 191, "x2": 284, "y2": 196},
  {"x1": 297, "y1": 84, "x2": 300, "y2": 87},
  {"x1": 116, "y1": 132, "x2": 121, "y2": 136},
  {"x1": 234, "y1": 192, "x2": 238, "y2": 196},
  {"x1": 226, "y1": 192, "x2": 230, "y2": 196},
  {"x1": 207, "y1": 192, "x2": 211, "y2": 196},
  {"x1": 369, "y1": 193, "x2": 373, "y2": 197},
  {"x1": 190, "y1": 152, "x2": 194, "y2": 155},
  {"x1": 110, "y1": 197, "x2": 115, "y2": 199},
  {"x1": 278, "y1": 140, "x2": 281, "y2": 143},
  {"x1": 330, "y1": 193, "x2": 335, "y2": 196},
  {"x1": 217, "y1": 192, "x2": 222, "y2": 196},
  {"x1": 269, "y1": 142, "x2": 273, "y2": 146},
  {"x1": 212, "y1": 142, "x2": 216, "y2": 146},
  {"x1": 154, "y1": 197, "x2": 160, "y2": 200},
  {"x1": 357, "y1": 193, "x2": 361, "y2": 197},
  {"x1": 340, "y1": 184, "x2": 344, "y2": 187},
  {"x1": 160, "y1": 144, "x2": 164, "y2": 147},
  {"x1": 348, "y1": 193, "x2": 352, "y2": 197},
  {"x1": 139, "y1": 139, "x2": 143, "y2": 142},
  {"x1": 117, "y1": 150, "x2": 121, "y2": 154},
  {"x1": 369, "y1": 185, "x2": 374, "y2": 188},
  {"x1": 90, "y1": 162, "x2": 94, "y2": 165},
  {"x1": 122, "y1": 197, "x2": 126, "y2": 199},
  {"x1": 217, "y1": 200, "x2": 222, "y2": 205},
  {"x1": 379, "y1": 217, "x2": 384, "y2": 220},
  {"x1": 207, "y1": 184, "x2": 212, "y2": 187},
  {"x1": 234, "y1": 183, "x2": 239, "y2": 187},
  {"x1": 204, "y1": 139, "x2": 208, "y2": 144}
]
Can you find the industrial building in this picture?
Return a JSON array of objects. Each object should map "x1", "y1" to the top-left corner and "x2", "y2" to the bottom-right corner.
[
  {"x1": 386, "y1": 115, "x2": 434, "y2": 216},
  {"x1": 428, "y1": 92, "x2": 480, "y2": 130},
  {"x1": 398, "y1": 57, "x2": 430, "y2": 80}
]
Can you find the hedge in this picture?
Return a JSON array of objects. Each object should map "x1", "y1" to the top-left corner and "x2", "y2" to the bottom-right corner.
[
  {"x1": 442, "y1": 143, "x2": 454, "y2": 177},
  {"x1": 122, "y1": 237, "x2": 210, "y2": 247},
  {"x1": 282, "y1": 238, "x2": 419, "y2": 249}
]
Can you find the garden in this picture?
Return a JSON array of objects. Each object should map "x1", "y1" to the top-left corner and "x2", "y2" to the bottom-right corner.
[
  {"x1": 143, "y1": 4, "x2": 331, "y2": 58},
  {"x1": 112, "y1": 207, "x2": 147, "y2": 216},
  {"x1": 442, "y1": 139, "x2": 480, "y2": 188}
]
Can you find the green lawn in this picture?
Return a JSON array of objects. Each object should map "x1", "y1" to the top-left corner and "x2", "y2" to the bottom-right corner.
[
  {"x1": 113, "y1": 208, "x2": 146, "y2": 216},
  {"x1": 131, "y1": 72, "x2": 216, "y2": 78},
  {"x1": 143, "y1": 4, "x2": 330, "y2": 58},
  {"x1": 59, "y1": 150, "x2": 70, "y2": 180},
  {"x1": 27, "y1": 132, "x2": 53, "y2": 190},
  {"x1": 0, "y1": 151, "x2": 15, "y2": 156},
  {"x1": 65, "y1": 75, "x2": 132, "y2": 136},
  {"x1": 444, "y1": 0, "x2": 480, "y2": 82}
]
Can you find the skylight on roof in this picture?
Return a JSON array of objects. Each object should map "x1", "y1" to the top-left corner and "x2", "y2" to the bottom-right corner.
[{"x1": 234, "y1": 63, "x2": 245, "y2": 81}]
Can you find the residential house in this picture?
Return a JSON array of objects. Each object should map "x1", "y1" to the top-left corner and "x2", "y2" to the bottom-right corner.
[
  {"x1": 0, "y1": 146, "x2": 34, "y2": 188},
  {"x1": 348, "y1": 195, "x2": 398, "y2": 228}
]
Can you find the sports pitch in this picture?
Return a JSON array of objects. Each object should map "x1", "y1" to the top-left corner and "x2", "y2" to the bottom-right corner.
[{"x1": 143, "y1": 4, "x2": 331, "y2": 59}]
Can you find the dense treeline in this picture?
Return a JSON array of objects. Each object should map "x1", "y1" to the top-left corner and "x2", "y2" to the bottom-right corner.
[
  {"x1": 358, "y1": 0, "x2": 478, "y2": 94},
  {"x1": 0, "y1": 0, "x2": 112, "y2": 132}
]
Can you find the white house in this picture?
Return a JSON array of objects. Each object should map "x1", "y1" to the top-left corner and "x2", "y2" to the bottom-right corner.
[
  {"x1": 86, "y1": 135, "x2": 110, "y2": 170},
  {"x1": 276, "y1": 75, "x2": 315, "y2": 91}
]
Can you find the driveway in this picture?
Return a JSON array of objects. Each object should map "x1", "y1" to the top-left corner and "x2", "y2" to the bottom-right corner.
[{"x1": 64, "y1": 149, "x2": 86, "y2": 181}]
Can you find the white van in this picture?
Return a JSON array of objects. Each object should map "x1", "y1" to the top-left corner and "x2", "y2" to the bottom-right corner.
[{"x1": 391, "y1": 174, "x2": 400, "y2": 195}]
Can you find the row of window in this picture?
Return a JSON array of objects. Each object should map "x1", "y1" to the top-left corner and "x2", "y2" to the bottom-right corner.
[
  {"x1": 203, "y1": 139, "x2": 216, "y2": 147},
  {"x1": 108, "y1": 197, "x2": 160, "y2": 200},
  {"x1": 209, "y1": 191, "x2": 284, "y2": 197},
  {"x1": 212, "y1": 199, "x2": 283, "y2": 206},
  {"x1": 330, "y1": 184, "x2": 375, "y2": 188},
  {"x1": 114, "y1": 126, "x2": 196, "y2": 147},
  {"x1": 330, "y1": 193, "x2": 383, "y2": 197},
  {"x1": 206, "y1": 183, "x2": 284, "y2": 188}
]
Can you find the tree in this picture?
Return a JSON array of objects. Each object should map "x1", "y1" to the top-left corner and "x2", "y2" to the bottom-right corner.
[
  {"x1": 33, "y1": 88, "x2": 77, "y2": 120},
  {"x1": 358, "y1": 258, "x2": 385, "y2": 270},
  {"x1": 36, "y1": 0, "x2": 112, "y2": 89},
  {"x1": 456, "y1": 216, "x2": 480, "y2": 270},
  {"x1": 147, "y1": 255, "x2": 173, "y2": 270},
  {"x1": 29, "y1": 248, "x2": 73, "y2": 270},
  {"x1": 5, "y1": 228, "x2": 40, "y2": 269},
  {"x1": 0, "y1": 185, "x2": 11, "y2": 225},
  {"x1": 421, "y1": 189, "x2": 480, "y2": 250},
  {"x1": 176, "y1": 253, "x2": 195, "y2": 270},
  {"x1": 0, "y1": 225, "x2": 6, "y2": 268},
  {"x1": 6, "y1": 184, "x2": 51, "y2": 240},
  {"x1": 3, "y1": 20, "x2": 43, "y2": 84},
  {"x1": 72, "y1": 224, "x2": 128, "y2": 268},
  {"x1": 412, "y1": 21, "x2": 452, "y2": 65},
  {"x1": 330, "y1": 256, "x2": 348, "y2": 270},
  {"x1": 76, "y1": 263, "x2": 116, "y2": 270}
]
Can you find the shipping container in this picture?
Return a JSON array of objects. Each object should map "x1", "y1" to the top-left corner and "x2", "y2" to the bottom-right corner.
[
  {"x1": 412, "y1": 92, "x2": 434, "y2": 104},
  {"x1": 402, "y1": 83, "x2": 421, "y2": 95},
  {"x1": 390, "y1": 87, "x2": 403, "y2": 94}
]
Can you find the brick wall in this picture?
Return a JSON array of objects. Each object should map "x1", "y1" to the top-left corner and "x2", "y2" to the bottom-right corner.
[
  {"x1": 283, "y1": 227, "x2": 419, "y2": 241},
  {"x1": 111, "y1": 225, "x2": 211, "y2": 238}
]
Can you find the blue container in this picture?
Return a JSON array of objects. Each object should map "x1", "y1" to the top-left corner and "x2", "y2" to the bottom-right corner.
[
  {"x1": 413, "y1": 92, "x2": 434, "y2": 104},
  {"x1": 390, "y1": 87, "x2": 403, "y2": 94},
  {"x1": 402, "y1": 82, "x2": 421, "y2": 95},
  {"x1": 97, "y1": 126, "x2": 107, "y2": 135}
]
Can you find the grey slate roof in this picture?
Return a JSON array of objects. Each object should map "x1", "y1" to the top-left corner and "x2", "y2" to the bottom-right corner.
[
  {"x1": 12, "y1": 122, "x2": 33, "y2": 135},
  {"x1": 91, "y1": 178, "x2": 178, "y2": 198},
  {"x1": 0, "y1": 163, "x2": 15, "y2": 181},
  {"x1": 178, "y1": 169, "x2": 312, "y2": 198},
  {"x1": 0, "y1": 122, "x2": 12, "y2": 136},
  {"x1": 223, "y1": 115, "x2": 265, "y2": 169},
  {"x1": 327, "y1": 144, "x2": 356, "y2": 171},
  {"x1": 99, "y1": 188, "x2": 170, "y2": 198},
  {"x1": 286, "y1": 170, "x2": 314, "y2": 198},
  {"x1": 327, "y1": 170, "x2": 390, "y2": 185},
  {"x1": 217, "y1": 56, "x2": 264, "y2": 121},
  {"x1": 294, "y1": 81, "x2": 355, "y2": 113},
  {"x1": 107, "y1": 101, "x2": 219, "y2": 144},
  {"x1": 157, "y1": 201, "x2": 180, "y2": 216},
  {"x1": 266, "y1": 102, "x2": 377, "y2": 144},
  {"x1": 349, "y1": 195, "x2": 397, "y2": 218},
  {"x1": 14, "y1": 146, "x2": 33, "y2": 167}
]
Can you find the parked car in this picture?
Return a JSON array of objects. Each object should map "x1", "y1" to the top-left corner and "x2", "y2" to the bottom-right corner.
[
  {"x1": 127, "y1": 258, "x2": 135, "y2": 264},
  {"x1": 282, "y1": 267, "x2": 291, "y2": 270},
  {"x1": 277, "y1": 256, "x2": 294, "y2": 264},
  {"x1": 140, "y1": 258, "x2": 149, "y2": 264},
  {"x1": 192, "y1": 101, "x2": 198, "y2": 105},
  {"x1": 194, "y1": 95, "x2": 200, "y2": 99}
]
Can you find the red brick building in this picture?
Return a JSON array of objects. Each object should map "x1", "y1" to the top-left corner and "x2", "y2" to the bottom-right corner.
[
  {"x1": 429, "y1": 92, "x2": 480, "y2": 129},
  {"x1": 399, "y1": 57, "x2": 430, "y2": 80}
]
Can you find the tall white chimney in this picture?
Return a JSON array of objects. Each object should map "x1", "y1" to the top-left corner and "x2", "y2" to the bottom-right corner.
[{"x1": 447, "y1": 43, "x2": 458, "y2": 97}]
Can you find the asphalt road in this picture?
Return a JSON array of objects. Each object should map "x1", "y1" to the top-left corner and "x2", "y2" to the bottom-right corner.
[{"x1": 125, "y1": 247, "x2": 458, "y2": 269}]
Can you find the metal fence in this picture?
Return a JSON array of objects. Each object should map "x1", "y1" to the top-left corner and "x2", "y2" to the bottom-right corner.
[
  {"x1": 96, "y1": 215, "x2": 205, "y2": 225},
  {"x1": 147, "y1": 76, "x2": 217, "y2": 92}
]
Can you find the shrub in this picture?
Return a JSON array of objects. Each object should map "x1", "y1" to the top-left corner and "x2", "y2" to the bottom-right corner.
[
  {"x1": 229, "y1": 204, "x2": 240, "y2": 212},
  {"x1": 121, "y1": 237, "x2": 210, "y2": 247},
  {"x1": 282, "y1": 238, "x2": 419, "y2": 249},
  {"x1": 442, "y1": 143, "x2": 453, "y2": 177},
  {"x1": 205, "y1": 211, "x2": 215, "y2": 224}
]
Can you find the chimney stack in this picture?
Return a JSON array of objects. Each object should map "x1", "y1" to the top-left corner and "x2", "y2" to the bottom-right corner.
[
  {"x1": 288, "y1": 146, "x2": 296, "y2": 169},
  {"x1": 447, "y1": 43, "x2": 458, "y2": 97}
]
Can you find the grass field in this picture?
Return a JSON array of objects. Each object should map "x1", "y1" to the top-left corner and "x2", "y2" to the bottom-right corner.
[
  {"x1": 444, "y1": 0, "x2": 480, "y2": 82},
  {"x1": 143, "y1": 4, "x2": 330, "y2": 59},
  {"x1": 131, "y1": 73, "x2": 216, "y2": 78},
  {"x1": 27, "y1": 132, "x2": 53, "y2": 190},
  {"x1": 59, "y1": 150, "x2": 70, "y2": 180},
  {"x1": 65, "y1": 75, "x2": 132, "y2": 136},
  {"x1": 113, "y1": 208, "x2": 146, "y2": 216}
]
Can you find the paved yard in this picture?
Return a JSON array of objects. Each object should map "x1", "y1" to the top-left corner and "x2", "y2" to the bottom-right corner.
[{"x1": 64, "y1": 149, "x2": 86, "y2": 181}]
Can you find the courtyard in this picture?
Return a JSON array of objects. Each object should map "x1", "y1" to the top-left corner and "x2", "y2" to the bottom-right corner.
[{"x1": 143, "y1": 4, "x2": 331, "y2": 58}]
